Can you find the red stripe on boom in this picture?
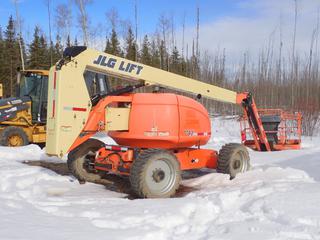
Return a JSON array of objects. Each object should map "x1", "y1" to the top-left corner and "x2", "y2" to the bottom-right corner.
[
  {"x1": 53, "y1": 71, "x2": 57, "y2": 89},
  {"x1": 52, "y1": 100, "x2": 55, "y2": 117},
  {"x1": 72, "y1": 107, "x2": 87, "y2": 112}
]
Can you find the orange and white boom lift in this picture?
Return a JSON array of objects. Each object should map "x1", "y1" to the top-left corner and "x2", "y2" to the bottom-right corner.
[{"x1": 45, "y1": 47, "x2": 300, "y2": 198}]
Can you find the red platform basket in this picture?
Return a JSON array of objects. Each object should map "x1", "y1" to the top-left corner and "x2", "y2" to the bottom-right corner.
[{"x1": 240, "y1": 109, "x2": 302, "y2": 151}]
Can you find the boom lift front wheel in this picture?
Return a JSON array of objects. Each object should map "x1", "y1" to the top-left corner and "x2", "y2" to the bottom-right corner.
[
  {"x1": 217, "y1": 143, "x2": 250, "y2": 179},
  {"x1": 130, "y1": 149, "x2": 181, "y2": 198},
  {"x1": 67, "y1": 139, "x2": 105, "y2": 183}
]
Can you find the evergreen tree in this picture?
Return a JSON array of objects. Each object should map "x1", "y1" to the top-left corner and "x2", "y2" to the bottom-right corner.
[
  {"x1": 125, "y1": 27, "x2": 137, "y2": 61},
  {"x1": 39, "y1": 34, "x2": 50, "y2": 68},
  {"x1": 0, "y1": 26, "x2": 3, "y2": 48},
  {"x1": 53, "y1": 34, "x2": 63, "y2": 63},
  {"x1": 74, "y1": 37, "x2": 78, "y2": 46},
  {"x1": 104, "y1": 29, "x2": 122, "y2": 56},
  {"x1": 3, "y1": 16, "x2": 20, "y2": 96},
  {"x1": 170, "y1": 46, "x2": 181, "y2": 74},
  {"x1": 66, "y1": 34, "x2": 71, "y2": 47},
  {"x1": 28, "y1": 26, "x2": 41, "y2": 69},
  {"x1": 28, "y1": 26, "x2": 49, "y2": 69},
  {"x1": 150, "y1": 39, "x2": 160, "y2": 68},
  {"x1": 0, "y1": 26, "x2": 3, "y2": 46},
  {"x1": 140, "y1": 35, "x2": 151, "y2": 65},
  {"x1": 159, "y1": 40, "x2": 167, "y2": 70},
  {"x1": 104, "y1": 37, "x2": 112, "y2": 54}
]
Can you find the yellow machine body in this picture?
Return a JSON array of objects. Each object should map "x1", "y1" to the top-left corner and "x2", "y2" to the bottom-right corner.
[{"x1": 0, "y1": 70, "x2": 48, "y2": 146}]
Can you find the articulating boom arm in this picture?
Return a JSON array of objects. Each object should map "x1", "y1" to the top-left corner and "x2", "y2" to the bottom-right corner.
[
  {"x1": 46, "y1": 46, "x2": 270, "y2": 157},
  {"x1": 60, "y1": 47, "x2": 238, "y2": 104}
]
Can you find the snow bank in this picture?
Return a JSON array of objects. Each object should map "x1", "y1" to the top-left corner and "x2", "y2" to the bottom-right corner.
[{"x1": 0, "y1": 117, "x2": 319, "y2": 240}]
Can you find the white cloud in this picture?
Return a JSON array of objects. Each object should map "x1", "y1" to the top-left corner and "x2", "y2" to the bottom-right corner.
[{"x1": 178, "y1": 0, "x2": 320, "y2": 64}]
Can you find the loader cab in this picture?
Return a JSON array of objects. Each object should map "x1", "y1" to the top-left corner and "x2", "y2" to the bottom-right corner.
[{"x1": 18, "y1": 70, "x2": 49, "y2": 123}]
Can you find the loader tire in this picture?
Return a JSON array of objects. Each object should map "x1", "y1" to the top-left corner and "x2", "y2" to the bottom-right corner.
[
  {"x1": 130, "y1": 149, "x2": 181, "y2": 198},
  {"x1": 0, "y1": 126, "x2": 29, "y2": 147},
  {"x1": 217, "y1": 143, "x2": 250, "y2": 179},
  {"x1": 67, "y1": 139, "x2": 105, "y2": 184}
]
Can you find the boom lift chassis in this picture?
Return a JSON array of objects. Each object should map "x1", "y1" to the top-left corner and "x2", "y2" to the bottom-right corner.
[{"x1": 46, "y1": 47, "x2": 301, "y2": 198}]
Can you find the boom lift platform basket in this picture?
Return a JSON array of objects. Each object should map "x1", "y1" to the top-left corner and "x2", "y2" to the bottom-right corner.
[{"x1": 240, "y1": 109, "x2": 302, "y2": 151}]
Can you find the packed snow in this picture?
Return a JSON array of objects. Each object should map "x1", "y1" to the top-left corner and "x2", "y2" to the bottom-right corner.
[{"x1": 0, "y1": 117, "x2": 319, "y2": 240}]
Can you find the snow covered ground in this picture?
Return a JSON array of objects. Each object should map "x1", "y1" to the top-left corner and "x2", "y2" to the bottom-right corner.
[{"x1": 0, "y1": 117, "x2": 320, "y2": 240}]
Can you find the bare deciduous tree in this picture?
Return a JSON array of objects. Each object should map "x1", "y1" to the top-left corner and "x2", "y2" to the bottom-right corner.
[
  {"x1": 74, "y1": 0, "x2": 92, "y2": 46},
  {"x1": 55, "y1": 3, "x2": 72, "y2": 44},
  {"x1": 196, "y1": 6, "x2": 200, "y2": 59},
  {"x1": 135, "y1": 0, "x2": 138, "y2": 61},
  {"x1": 44, "y1": 0, "x2": 53, "y2": 65},
  {"x1": 181, "y1": 12, "x2": 185, "y2": 59},
  {"x1": 291, "y1": 0, "x2": 298, "y2": 108},
  {"x1": 13, "y1": 0, "x2": 25, "y2": 71},
  {"x1": 106, "y1": 7, "x2": 119, "y2": 31}
]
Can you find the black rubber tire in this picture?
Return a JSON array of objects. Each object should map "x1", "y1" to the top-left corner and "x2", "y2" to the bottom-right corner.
[
  {"x1": 67, "y1": 138, "x2": 105, "y2": 184},
  {"x1": 0, "y1": 126, "x2": 29, "y2": 146},
  {"x1": 130, "y1": 149, "x2": 181, "y2": 198},
  {"x1": 217, "y1": 143, "x2": 250, "y2": 178}
]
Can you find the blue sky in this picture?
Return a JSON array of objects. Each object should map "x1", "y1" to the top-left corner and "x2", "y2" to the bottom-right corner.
[
  {"x1": 0, "y1": 0, "x2": 249, "y2": 40},
  {"x1": 0, "y1": 0, "x2": 318, "y2": 61}
]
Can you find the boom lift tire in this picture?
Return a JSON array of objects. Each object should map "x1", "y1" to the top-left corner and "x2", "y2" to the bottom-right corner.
[
  {"x1": 129, "y1": 149, "x2": 181, "y2": 198},
  {"x1": 0, "y1": 126, "x2": 29, "y2": 147},
  {"x1": 217, "y1": 143, "x2": 250, "y2": 178},
  {"x1": 67, "y1": 139, "x2": 105, "y2": 184}
]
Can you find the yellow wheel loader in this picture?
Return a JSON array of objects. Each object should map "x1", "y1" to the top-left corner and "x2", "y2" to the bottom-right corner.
[{"x1": 0, "y1": 70, "x2": 48, "y2": 146}]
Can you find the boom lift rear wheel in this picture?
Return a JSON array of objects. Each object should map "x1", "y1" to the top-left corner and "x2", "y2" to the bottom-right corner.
[
  {"x1": 130, "y1": 149, "x2": 181, "y2": 198},
  {"x1": 67, "y1": 139, "x2": 105, "y2": 183},
  {"x1": 0, "y1": 126, "x2": 29, "y2": 147},
  {"x1": 217, "y1": 143, "x2": 250, "y2": 178}
]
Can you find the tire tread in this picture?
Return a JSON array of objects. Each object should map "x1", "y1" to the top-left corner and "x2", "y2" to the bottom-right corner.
[
  {"x1": 217, "y1": 143, "x2": 250, "y2": 177},
  {"x1": 129, "y1": 149, "x2": 181, "y2": 198},
  {"x1": 0, "y1": 126, "x2": 29, "y2": 146}
]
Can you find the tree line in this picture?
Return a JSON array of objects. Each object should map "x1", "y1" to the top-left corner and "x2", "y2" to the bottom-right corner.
[
  {"x1": 0, "y1": 15, "x2": 200, "y2": 97},
  {"x1": 0, "y1": 16, "x2": 65, "y2": 96}
]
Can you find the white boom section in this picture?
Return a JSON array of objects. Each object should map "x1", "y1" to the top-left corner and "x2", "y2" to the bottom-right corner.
[{"x1": 46, "y1": 48, "x2": 237, "y2": 157}]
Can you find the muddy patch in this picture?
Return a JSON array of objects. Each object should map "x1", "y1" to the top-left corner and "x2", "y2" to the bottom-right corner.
[{"x1": 23, "y1": 160, "x2": 70, "y2": 176}]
